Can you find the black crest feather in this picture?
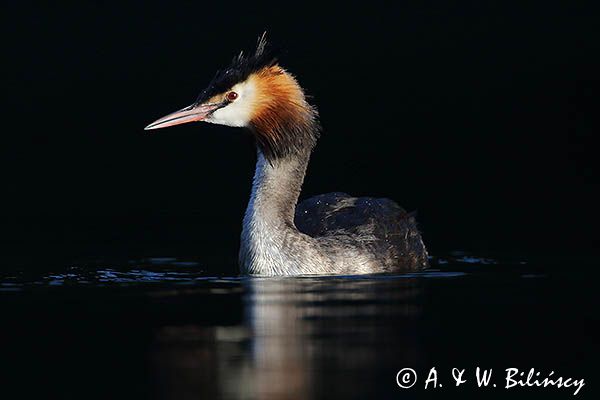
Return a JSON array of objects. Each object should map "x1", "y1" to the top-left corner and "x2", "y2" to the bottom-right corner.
[{"x1": 195, "y1": 33, "x2": 278, "y2": 104}]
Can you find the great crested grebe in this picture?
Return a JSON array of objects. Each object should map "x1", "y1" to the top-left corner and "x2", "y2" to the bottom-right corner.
[{"x1": 145, "y1": 35, "x2": 428, "y2": 275}]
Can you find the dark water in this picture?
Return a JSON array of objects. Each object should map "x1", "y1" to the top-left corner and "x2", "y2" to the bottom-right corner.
[{"x1": 1, "y1": 254, "x2": 595, "y2": 399}]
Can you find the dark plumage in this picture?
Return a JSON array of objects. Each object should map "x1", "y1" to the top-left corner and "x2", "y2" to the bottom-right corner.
[
  {"x1": 195, "y1": 34, "x2": 278, "y2": 105},
  {"x1": 295, "y1": 193, "x2": 428, "y2": 272}
]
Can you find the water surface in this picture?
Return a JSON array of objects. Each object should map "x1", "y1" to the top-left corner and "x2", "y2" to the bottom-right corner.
[{"x1": 1, "y1": 254, "x2": 595, "y2": 399}]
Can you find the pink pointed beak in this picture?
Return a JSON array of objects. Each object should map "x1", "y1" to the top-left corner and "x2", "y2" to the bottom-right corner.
[{"x1": 144, "y1": 102, "x2": 222, "y2": 131}]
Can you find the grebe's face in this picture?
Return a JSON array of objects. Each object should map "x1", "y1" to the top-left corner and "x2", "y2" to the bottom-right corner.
[
  {"x1": 145, "y1": 35, "x2": 276, "y2": 132},
  {"x1": 144, "y1": 65, "x2": 305, "y2": 132},
  {"x1": 143, "y1": 78, "x2": 258, "y2": 131},
  {"x1": 144, "y1": 35, "x2": 319, "y2": 160},
  {"x1": 204, "y1": 79, "x2": 258, "y2": 128}
]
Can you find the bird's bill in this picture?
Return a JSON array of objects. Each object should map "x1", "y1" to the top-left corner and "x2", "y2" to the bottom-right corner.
[{"x1": 144, "y1": 102, "x2": 222, "y2": 130}]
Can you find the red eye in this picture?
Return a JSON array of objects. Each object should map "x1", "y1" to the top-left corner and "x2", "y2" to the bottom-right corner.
[{"x1": 226, "y1": 91, "x2": 238, "y2": 101}]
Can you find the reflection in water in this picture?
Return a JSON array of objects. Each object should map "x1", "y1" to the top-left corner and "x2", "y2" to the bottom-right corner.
[
  {"x1": 151, "y1": 276, "x2": 424, "y2": 400},
  {"x1": 2, "y1": 255, "x2": 588, "y2": 399}
]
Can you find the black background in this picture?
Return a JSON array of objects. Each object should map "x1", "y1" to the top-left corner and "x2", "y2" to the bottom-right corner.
[{"x1": 2, "y1": 1, "x2": 598, "y2": 272}]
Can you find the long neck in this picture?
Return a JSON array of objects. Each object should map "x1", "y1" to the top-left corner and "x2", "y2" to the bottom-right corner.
[
  {"x1": 251, "y1": 149, "x2": 309, "y2": 223},
  {"x1": 239, "y1": 147, "x2": 316, "y2": 275}
]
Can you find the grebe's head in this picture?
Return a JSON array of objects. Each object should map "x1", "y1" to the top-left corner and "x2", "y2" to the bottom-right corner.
[{"x1": 145, "y1": 34, "x2": 320, "y2": 160}]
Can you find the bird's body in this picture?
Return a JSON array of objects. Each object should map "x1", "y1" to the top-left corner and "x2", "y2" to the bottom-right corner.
[
  {"x1": 239, "y1": 149, "x2": 427, "y2": 275},
  {"x1": 146, "y1": 35, "x2": 428, "y2": 275}
]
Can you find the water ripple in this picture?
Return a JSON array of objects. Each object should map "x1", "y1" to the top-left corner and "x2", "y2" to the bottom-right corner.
[{"x1": 0, "y1": 252, "x2": 531, "y2": 292}]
